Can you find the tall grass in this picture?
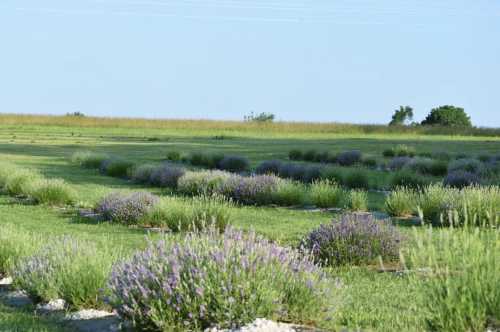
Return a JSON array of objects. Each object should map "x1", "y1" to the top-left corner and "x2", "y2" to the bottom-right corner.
[
  {"x1": 405, "y1": 225, "x2": 500, "y2": 331},
  {"x1": 3, "y1": 113, "x2": 499, "y2": 137},
  {"x1": 4, "y1": 169, "x2": 42, "y2": 196},
  {"x1": 28, "y1": 179, "x2": 77, "y2": 206},
  {"x1": 309, "y1": 179, "x2": 344, "y2": 208},
  {"x1": 0, "y1": 224, "x2": 43, "y2": 276},
  {"x1": 384, "y1": 187, "x2": 417, "y2": 217}
]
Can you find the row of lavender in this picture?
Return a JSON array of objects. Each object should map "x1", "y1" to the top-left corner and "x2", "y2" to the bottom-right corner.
[
  {"x1": 71, "y1": 151, "x2": 371, "y2": 211},
  {"x1": 0, "y1": 213, "x2": 402, "y2": 330}
]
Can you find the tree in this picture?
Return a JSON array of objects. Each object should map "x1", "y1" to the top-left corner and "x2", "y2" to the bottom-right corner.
[
  {"x1": 244, "y1": 111, "x2": 275, "y2": 123},
  {"x1": 421, "y1": 105, "x2": 471, "y2": 127},
  {"x1": 389, "y1": 106, "x2": 414, "y2": 126}
]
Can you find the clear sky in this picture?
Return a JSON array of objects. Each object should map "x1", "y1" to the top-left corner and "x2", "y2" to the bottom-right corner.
[{"x1": 1, "y1": 0, "x2": 499, "y2": 126}]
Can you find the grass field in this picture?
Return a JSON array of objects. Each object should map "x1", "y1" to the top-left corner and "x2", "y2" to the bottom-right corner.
[{"x1": 0, "y1": 114, "x2": 499, "y2": 331}]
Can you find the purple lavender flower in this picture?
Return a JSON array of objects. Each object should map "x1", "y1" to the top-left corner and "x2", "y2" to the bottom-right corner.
[{"x1": 95, "y1": 191, "x2": 159, "y2": 224}]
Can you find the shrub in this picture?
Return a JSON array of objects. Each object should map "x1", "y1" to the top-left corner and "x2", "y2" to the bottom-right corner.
[
  {"x1": 391, "y1": 171, "x2": 428, "y2": 189},
  {"x1": 406, "y1": 226, "x2": 499, "y2": 331},
  {"x1": 150, "y1": 163, "x2": 185, "y2": 189},
  {"x1": 13, "y1": 236, "x2": 117, "y2": 309},
  {"x1": 189, "y1": 152, "x2": 224, "y2": 169},
  {"x1": 382, "y1": 149, "x2": 395, "y2": 158},
  {"x1": 277, "y1": 163, "x2": 321, "y2": 183},
  {"x1": 384, "y1": 187, "x2": 417, "y2": 217},
  {"x1": 448, "y1": 158, "x2": 484, "y2": 175},
  {"x1": 70, "y1": 151, "x2": 108, "y2": 169},
  {"x1": 218, "y1": 155, "x2": 250, "y2": 173},
  {"x1": 140, "y1": 195, "x2": 232, "y2": 232},
  {"x1": 220, "y1": 174, "x2": 279, "y2": 205},
  {"x1": 0, "y1": 224, "x2": 42, "y2": 276},
  {"x1": 271, "y1": 180, "x2": 305, "y2": 206},
  {"x1": 129, "y1": 164, "x2": 156, "y2": 184},
  {"x1": 362, "y1": 157, "x2": 377, "y2": 168},
  {"x1": 314, "y1": 151, "x2": 331, "y2": 163},
  {"x1": 309, "y1": 180, "x2": 344, "y2": 208},
  {"x1": 166, "y1": 150, "x2": 181, "y2": 162},
  {"x1": 344, "y1": 169, "x2": 370, "y2": 190},
  {"x1": 28, "y1": 179, "x2": 77, "y2": 206},
  {"x1": 4, "y1": 169, "x2": 42, "y2": 196},
  {"x1": 428, "y1": 160, "x2": 449, "y2": 176},
  {"x1": 302, "y1": 213, "x2": 402, "y2": 266},
  {"x1": 336, "y1": 150, "x2": 362, "y2": 166},
  {"x1": 255, "y1": 160, "x2": 283, "y2": 175},
  {"x1": 177, "y1": 170, "x2": 231, "y2": 196},
  {"x1": 288, "y1": 149, "x2": 303, "y2": 161},
  {"x1": 388, "y1": 157, "x2": 413, "y2": 171},
  {"x1": 95, "y1": 192, "x2": 159, "y2": 224},
  {"x1": 302, "y1": 165, "x2": 323, "y2": 183},
  {"x1": 303, "y1": 149, "x2": 317, "y2": 162},
  {"x1": 0, "y1": 162, "x2": 17, "y2": 189},
  {"x1": 321, "y1": 167, "x2": 344, "y2": 184},
  {"x1": 346, "y1": 190, "x2": 368, "y2": 212},
  {"x1": 443, "y1": 171, "x2": 481, "y2": 188},
  {"x1": 392, "y1": 144, "x2": 416, "y2": 157},
  {"x1": 432, "y1": 151, "x2": 451, "y2": 161},
  {"x1": 477, "y1": 154, "x2": 491, "y2": 163},
  {"x1": 100, "y1": 158, "x2": 134, "y2": 178},
  {"x1": 108, "y1": 228, "x2": 329, "y2": 331}
]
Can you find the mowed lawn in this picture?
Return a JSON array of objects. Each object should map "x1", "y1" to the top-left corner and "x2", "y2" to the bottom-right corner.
[{"x1": 0, "y1": 118, "x2": 499, "y2": 331}]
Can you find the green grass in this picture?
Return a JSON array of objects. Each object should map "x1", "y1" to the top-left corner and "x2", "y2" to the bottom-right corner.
[{"x1": 0, "y1": 116, "x2": 499, "y2": 331}]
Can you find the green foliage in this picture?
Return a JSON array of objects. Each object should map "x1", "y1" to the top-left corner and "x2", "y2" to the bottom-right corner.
[
  {"x1": 321, "y1": 166, "x2": 344, "y2": 184},
  {"x1": 139, "y1": 195, "x2": 232, "y2": 232},
  {"x1": 100, "y1": 158, "x2": 134, "y2": 178},
  {"x1": 0, "y1": 224, "x2": 42, "y2": 275},
  {"x1": 421, "y1": 105, "x2": 472, "y2": 127},
  {"x1": 271, "y1": 180, "x2": 306, "y2": 206},
  {"x1": 309, "y1": 179, "x2": 344, "y2": 208},
  {"x1": 165, "y1": 150, "x2": 181, "y2": 162},
  {"x1": 70, "y1": 151, "x2": 108, "y2": 169},
  {"x1": 406, "y1": 226, "x2": 500, "y2": 331},
  {"x1": 13, "y1": 237, "x2": 119, "y2": 309},
  {"x1": 244, "y1": 111, "x2": 275, "y2": 123},
  {"x1": 384, "y1": 187, "x2": 417, "y2": 217},
  {"x1": 344, "y1": 169, "x2": 370, "y2": 190},
  {"x1": 389, "y1": 106, "x2": 414, "y2": 126},
  {"x1": 4, "y1": 169, "x2": 42, "y2": 196},
  {"x1": 346, "y1": 190, "x2": 368, "y2": 212},
  {"x1": 288, "y1": 149, "x2": 303, "y2": 161},
  {"x1": 391, "y1": 171, "x2": 429, "y2": 189},
  {"x1": 28, "y1": 179, "x2": 77, "y2": 206}
]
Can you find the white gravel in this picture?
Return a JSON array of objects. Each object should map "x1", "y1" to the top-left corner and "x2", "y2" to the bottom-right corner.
[
  {"x1": 205, "y1": 318, "x2": 307, "y2": 332},
  {"x1": 36, "y1": 298, "x2": 66, "y2": 313},
  {"x1": 66, "y1": 309, "x2": 117, "y2": 321}
]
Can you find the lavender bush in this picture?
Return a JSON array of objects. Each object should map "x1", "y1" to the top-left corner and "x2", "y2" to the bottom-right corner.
[
  {"x1": 336, "y1": 150, "x2": 362, "y2": 166},
  {"x1": 13, "y1": 236, "x2": 117, "y2": 308},
  {"x1": 303, "y1": 213, "x2": 402, "y2": 266},
  {"x1": 108, "y1": 227, "x2": 329, "y2": 331},
  {"x1": 129, "y1": 164, "x2": 156, "y2": 184},
  {"x1": 388, "y1": 157, "x2": 413, "y2": 171},
  {"x1": 177, "y1": 170, "x2": 231, "y2": 196},
  {"x1": 443, "y1": 170, "x2": 480, "y2": 188},
  {"x1": 100, "y1": 158, "x2": 134, "y2": 178},
  {"x1": 220, "y1": 174, "x2": 279, "y2": 205},
  {"x1": 448, "y1": 158, "x2": 484, "y2": 175},
  {"x1": 217, "y1": 155, "x2": 250, "y2": 173},
  {"x1": 149, "y1": 163, "x2": 186, "y2": 189},
  {"x1": 95, "y1": 192, "x2": 159, "y2": 224},
  {"x1": 255, "y1": 160, "x2": 283, "y2": 175}
]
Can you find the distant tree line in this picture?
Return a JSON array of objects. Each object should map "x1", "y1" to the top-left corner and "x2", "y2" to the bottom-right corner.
[{"x1": 389, "y1": 105, "x2": 472, "y2": 127}]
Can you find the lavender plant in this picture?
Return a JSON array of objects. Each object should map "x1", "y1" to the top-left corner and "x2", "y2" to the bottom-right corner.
[
  {"x1": 177, "y1": 170, "x2": 231, "y2": 196},
  {"x1": 108, "y1": 227, "x2": 330, "y2": 331},
  {"x1": 336, "y1": 150, "x2": 362, "y2": 166},
  {"x1": 28, "y1": 179, "x2": 77, "y2": 206},
  {"x1": 217, "y1": 155, "x2": 250, "y2": 173},
  {"x1": 129, "y1": 164, "x2": 156, "y2": 184},
  {"x1": 302, "y1": 213, "x2": 402, "y2": 266},
  {"x1": 443, "y1": 170, "x2": 480, "y2": 188},
  {"x1": 309, "y1": 179, "x2": 344, "y2": 208},
  {"x1": 255, "y1": 160, "x2": 283, "y2": 175},
  {"x1": 95, "y1": 191, "x2": 159, "y2": 224},
  {"x1": 220, "y1": 174, "x2": 279, "y2": 205},
  {"x1": 149, "y1": 163, "x2": 186, "y2": 189}
]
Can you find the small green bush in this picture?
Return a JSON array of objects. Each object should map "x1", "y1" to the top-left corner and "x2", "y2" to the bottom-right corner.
[
  {"x1": 177, "y1": 170, "x2": 230, "y2": 196},
  {"x1": 309, "y1": 179, "x2": 344, "y2": 208},
  {"x1": 0, "y1": 162, "x2": 16, "y2": 189},
  {"x1": 140, "y1": 195, "x2": 232, "y2": 232},
  {"x1": 344, "y1": 169, "x2": 370, "y2": 190},
  {"x1": 272, "y1": 180, "x2": 306, "y2": 206},
  {"x1": 303, "y1": 149, "x2": 318, "y2": 162},
  {"x1": 0, "y1": 224, "x2": 42, "y2": 276},
  {"x1": 100, "y1": 158, "x2": 134, "y2": 178},
  {"x1": 28, "y1": 179, "x2": 77, "y2": 206},
  {"x1": 321, "y1": 167, "x2": 344, "y2": 184},
  {"x1": 382, "y1": 149, "x2": 395, "y2": 158},
  {"x1": 391, "y1": 171, "x2": 428, "y2": 189},
  {"x1": 346, "y1": 190, "x2": 368, "y2": 212},
  {"x1": 13, "y1": 237, "x2": 118, "y2": 309},
  {"x1": 392, "y1": 144, "x2": 416, "y2": 157},
  {"x1": 362, "y1": 158, "x2": 378, "y2": 168},
  {"x1": 129, "y1": 164, "x2": 156, "y2": 184},
  {"x1": 384, "y1": 187, "x2": 417, "y2": 217},
  {"x1": 71, "y1": 151, "x2": 108, "y2": 169},
  {"x1": 406, "y1": 225, "x2": 499, "y2": 331},
  {"x1": 4, "y1": 169, "x2": 42, "y2": 196},
  {"x1": 288, "y1": 149, "x2": 303, "y2": 161},
  {"x1": 166, "y1": 150, "x2": 182, "y2": 162}
]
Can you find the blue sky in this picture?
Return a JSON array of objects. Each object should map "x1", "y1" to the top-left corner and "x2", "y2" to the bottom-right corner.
[{"x1": 1, "y1": 0, "x2": 499, "y2": 126}]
